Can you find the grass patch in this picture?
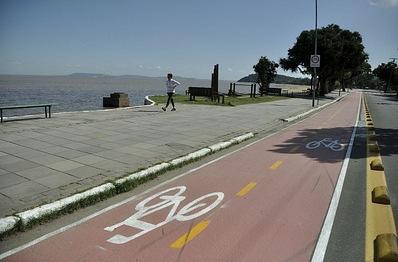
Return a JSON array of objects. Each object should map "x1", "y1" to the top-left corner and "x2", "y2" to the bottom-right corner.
[
  {"x1": 18, "y1": 187, "x2": 117, "y2": 231},
  {"x1": 150, "y1": 94, "x2": 289, "y2": 106}
]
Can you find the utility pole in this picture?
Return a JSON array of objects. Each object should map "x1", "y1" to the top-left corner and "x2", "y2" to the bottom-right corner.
[
  {"x1": 395, "y1": 48, "x2": 398, "y2": 97},
  {"x1": 311, "y1": 0, "x2": 318, "y2": 107}
]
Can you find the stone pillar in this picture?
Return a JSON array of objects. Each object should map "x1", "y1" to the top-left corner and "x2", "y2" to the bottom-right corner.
[{"x1": 103, "y1": 93, "x2": 130, "y2": 108}]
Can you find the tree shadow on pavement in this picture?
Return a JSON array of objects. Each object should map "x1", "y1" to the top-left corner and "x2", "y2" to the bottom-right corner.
[
  {"x1": 372, "y1": 93, "x2": 398, "y2": 103},
  {"x1": 375, "y1": 127, "x2": 398, "y2": 158},
  {"x1": 269, "y1": 126, "x2": 398, "y2": 164}
]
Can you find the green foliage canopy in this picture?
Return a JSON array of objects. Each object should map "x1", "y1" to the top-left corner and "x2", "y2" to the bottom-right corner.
[
  {"x1": 280, "y1": 24, "x2": 368, "y2": 95},
  {"x1": 253, "y1": 56, "x2": 279, "y2": 94},
  {"x1": 373, "y1": 62, "x2": 398, "y2": 92},
  {"x1": 238, "y1": 74, "x2": 311, "y2": 85}
]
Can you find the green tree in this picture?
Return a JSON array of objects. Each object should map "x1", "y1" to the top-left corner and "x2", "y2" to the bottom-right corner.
[
  {"x1": 373, "y1": 62, "x2": 398, "y2": 93},
  {"x1": 253, "y1": 56, "x2": 279, "y2": 95},
  {"x1": 280, "y1": 24, "x2": 368, "y2": 95}
]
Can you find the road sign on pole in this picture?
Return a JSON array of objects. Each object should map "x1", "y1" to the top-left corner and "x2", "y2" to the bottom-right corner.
[{"x1": 310, "y1": 55, "x2": 320, "y2": 68}]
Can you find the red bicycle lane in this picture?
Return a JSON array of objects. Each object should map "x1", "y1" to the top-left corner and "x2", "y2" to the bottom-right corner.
[{"x1": 2, "y1": 92, "x2": 361, "y2": 262}]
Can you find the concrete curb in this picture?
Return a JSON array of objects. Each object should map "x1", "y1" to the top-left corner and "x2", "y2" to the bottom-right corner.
[
  {"x1": 143, "y1": 95, "x2": 156, "y2": 106},
  {"x1": 115, "y1": 162, "x2": 171, "y2": 186},
  {"x1": 208, "y1": 141, "x2": 233, "y2": 152},
  {"x1": 169, "y1": 148, "x2": 212, "y2": 167},
  {"x1": 17, "y1": 183, "x2": 115, "y2": 227},
  {"x1": 282, "y1": 93, "x2": 348, "y2": 122},
  {"x1": 0, "y1": 217, "x2": 20, "y2": 235},
  {"x1": 0, "y1": 132, "x2": 254, "y2": 237}
]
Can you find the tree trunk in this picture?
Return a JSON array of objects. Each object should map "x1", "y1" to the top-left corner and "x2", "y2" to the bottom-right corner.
[
  {"x1": 319, "y1": 78, "x2": 328, "y2": 96},
  {"x1": 310, "y1": 75, "x2": 314, "y2": 91},
  {"x1": 258, "y1": 83, "x2": 264, "y2": 96}
]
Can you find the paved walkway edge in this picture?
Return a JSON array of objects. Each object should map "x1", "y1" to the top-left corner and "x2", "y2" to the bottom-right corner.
[
  {"x1": 282, "y1": 93, "x2": 348, "y2": 122},
  {"x1": 0, "y1": 132, "x2": 254, "y2": 238},
  {"x1": 143, "y1": 95, "x2": 155, "y2": 106}
]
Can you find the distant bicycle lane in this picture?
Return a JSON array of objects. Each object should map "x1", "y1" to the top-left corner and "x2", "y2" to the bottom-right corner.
[{"x1": 1, "y1": 92, "x2": 361, "y2": 262}]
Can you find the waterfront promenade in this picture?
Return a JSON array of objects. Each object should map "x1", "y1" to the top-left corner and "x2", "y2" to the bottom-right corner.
[{"x1": 0, "y1": 93, "x2": 342, "y2": 218}]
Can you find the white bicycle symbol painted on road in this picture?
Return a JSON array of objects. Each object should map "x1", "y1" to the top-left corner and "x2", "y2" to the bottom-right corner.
[
  {"x1": 305, "y1": 138, "x2": 344, "y2": 151},
  {"x1": 104, "y1": 186, "x2": 224, "y2": 244}
]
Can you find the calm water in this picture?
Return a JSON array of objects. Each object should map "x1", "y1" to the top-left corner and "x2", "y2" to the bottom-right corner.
[{"x1": 0, "y1": 75, "x2": 234, "y2": 116}]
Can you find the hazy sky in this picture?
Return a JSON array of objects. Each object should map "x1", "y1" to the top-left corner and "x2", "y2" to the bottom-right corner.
[{"x1": 0, "y1": 0, "x2": 397, "y2": 80}]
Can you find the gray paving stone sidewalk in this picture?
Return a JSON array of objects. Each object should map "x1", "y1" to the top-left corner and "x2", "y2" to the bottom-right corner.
[{"x1": 0, "y1": 92, "x2": 344, "y2": 217}]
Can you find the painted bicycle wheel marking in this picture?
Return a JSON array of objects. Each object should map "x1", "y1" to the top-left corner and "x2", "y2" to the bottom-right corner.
[
  {"x1": 104, "y1": 186, "x2": 224, "y2": 244},
  {"x1": 305, "y1": 138, "x2": 344, "y2": 151}
]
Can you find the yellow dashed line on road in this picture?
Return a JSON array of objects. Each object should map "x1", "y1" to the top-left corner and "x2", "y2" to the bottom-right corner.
[
  {"x1": 236, "y1": 182, "x2": 257, "y2": 197},
  {"x1": 270, "y1": 160, "x2": 283, "y2": 170},
  {"x1": 170, "y1": 220, "x2": 210, "y2": 249},
  {"x1": 171, "y1": 181, "x2": 259, "y2": 249}
]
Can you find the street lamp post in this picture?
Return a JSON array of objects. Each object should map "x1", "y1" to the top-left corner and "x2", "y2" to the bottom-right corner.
[
  {"x1": 312, "y1": 0, "x2": 318, "y2": 107},
  {"x1": 396, "y1": 48, "x2": 398, "y2": 97}
]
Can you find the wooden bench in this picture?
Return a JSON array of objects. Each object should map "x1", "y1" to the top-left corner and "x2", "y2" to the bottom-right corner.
[
  {"x1": 188, "y1": 87, "x2": 225, "y2": 104},
  {"x1": 265, "y1": 87, "x2": 282, "y2": 96},
  {"x1": 0, "y1": 104, "x2": 54, "y2": 123},
  {"x1": 281, "y1": 89, "x2": 289, "y2": 96},
  {"x1": 229, "y1": 83, "x2": 257, "y2": 98}
]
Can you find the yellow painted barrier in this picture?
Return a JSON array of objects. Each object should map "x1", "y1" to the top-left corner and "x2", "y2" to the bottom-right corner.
[{"x1": 364, "y1": 96, "x2": 398, "y2": 261}]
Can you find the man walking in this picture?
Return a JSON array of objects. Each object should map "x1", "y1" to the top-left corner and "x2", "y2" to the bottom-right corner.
[{"x1": 162, "y1": 73, "x2": 180, "y2": 111}]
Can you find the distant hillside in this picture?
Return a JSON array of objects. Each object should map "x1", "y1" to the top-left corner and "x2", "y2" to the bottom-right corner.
[
  {"x1": 238, "y1": 74, "x2": 311, "y2": 85},
  {"x1": 68, "y1": 73, "x2": 107, "y2": 78},
  {"x1": 66, "y1": 73, "x2": 206, "y2": 81}
]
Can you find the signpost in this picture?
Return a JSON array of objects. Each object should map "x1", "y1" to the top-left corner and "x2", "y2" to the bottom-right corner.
[
  {"x1": 311, "y1": 54, "x2": 320, "y2": 107},
  {"x1": 310, "y1": 55, "x2": 320, "y2": 68}
]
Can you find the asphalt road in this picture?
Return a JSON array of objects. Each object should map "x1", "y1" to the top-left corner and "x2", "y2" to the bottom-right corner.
[
  {"x1": 0, "y1": 92, "x2": 363, "y2": 261},
  {"x1": 325, "y1": 90, "x2": 398, "y2": 261}
]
